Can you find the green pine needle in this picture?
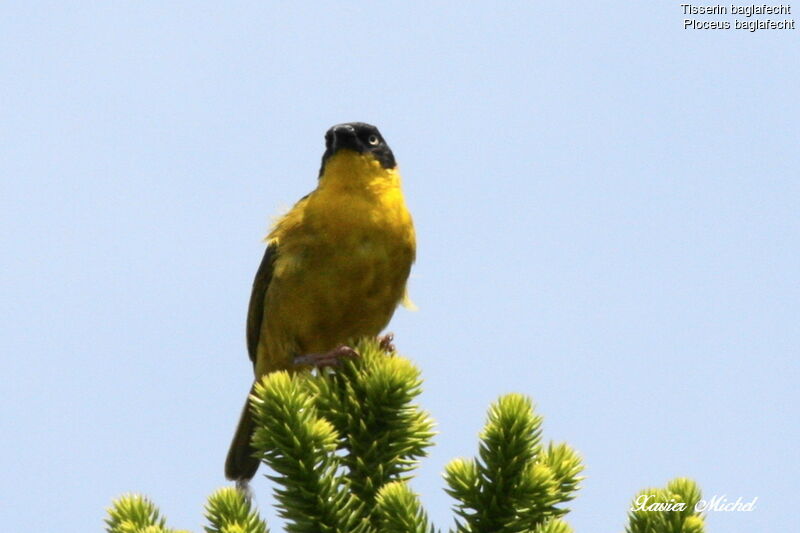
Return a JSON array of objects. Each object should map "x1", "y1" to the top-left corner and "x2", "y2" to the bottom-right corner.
[
  {"x1": 533, "y1": 518, "x2": 574, "y2": 533},
  {"x1": 375, "y1": 481, "x2": 437, "y2": 533},
  {"x1": 204, "y1": 487, "x2": 268, "y2": 533},
  {"x1": 104, "y1": 337, "x2": 704, "y2": 533},
  {"x1": 106, "y1": 494, "x2": 187, "y2": 533},
  {"x1": 250, "y1": 371, "x2": 365, "y2": 533},
  {"x1": 444, "y1": 394, "x2": 583, "y2": 532},
  {"x1": 307, "y1": 338, "x2": 435, "y2": 508},
  {"x1": 626, "y1": 478, "x2": 705, "y2": 533}
]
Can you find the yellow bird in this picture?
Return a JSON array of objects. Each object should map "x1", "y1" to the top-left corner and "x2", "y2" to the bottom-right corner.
[{"x1": 225, "y1": 122, "x2": 416, "y2": 483}]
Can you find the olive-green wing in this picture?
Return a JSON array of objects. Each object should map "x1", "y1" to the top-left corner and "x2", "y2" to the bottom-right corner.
[{"x1": 246, "y1": 242, "x2": 277, "y2": 365}]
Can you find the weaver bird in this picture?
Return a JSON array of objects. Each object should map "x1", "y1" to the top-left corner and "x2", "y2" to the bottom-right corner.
[{"x1": 225, "y1": 122, "x2": 416, "y2": 483}]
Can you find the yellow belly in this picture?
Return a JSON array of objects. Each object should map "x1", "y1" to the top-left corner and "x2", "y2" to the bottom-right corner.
[{"x1": 255, "y1": 187, "x2": 414, "y2": 376}]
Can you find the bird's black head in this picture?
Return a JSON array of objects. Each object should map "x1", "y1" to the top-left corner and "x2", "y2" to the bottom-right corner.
[{"x1": 319, "y1": 122, "x2": 396, "y2": 176}]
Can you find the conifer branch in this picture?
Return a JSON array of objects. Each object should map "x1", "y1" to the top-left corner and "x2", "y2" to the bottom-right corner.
[
  {"x1": 533, "y1": 518, "x2": 574, "y2": 533},
  {"x1": 105, "y1": 339, "x2": 705, "y2": 533},
  {"x1": 374, "y1": 481, "x2": 437, "y2": 533},
  {"x1": 626, "y1": 478, "x2": 705, "y2": 533},
  {"x1": 105, "y1": 495, "x2": 188, "y2": 533},
  {"x1": 249, "y1": 371, "x2": 365, "y2": 532},
  {"x1": 204, "y1": 487, "x2": 269, "y2": 533},
  {"x1": 443, "y1": 394, "x2": 584, "y2": 533},
  {"x1": 308, "y1": 338, "x2": 435, "y2": 508}
]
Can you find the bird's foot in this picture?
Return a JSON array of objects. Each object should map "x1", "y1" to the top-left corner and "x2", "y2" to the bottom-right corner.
[
  {"x1": 378, "y1": 332, "x2": 396, "y2": 353},
  {"x1": 293, "y1": 345, "x2": 359, "y2": 368}
]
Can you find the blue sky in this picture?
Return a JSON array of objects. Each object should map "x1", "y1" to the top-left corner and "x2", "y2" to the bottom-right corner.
[{"x1": 1, "y1": 3, "x2": 797, "y2": 532}]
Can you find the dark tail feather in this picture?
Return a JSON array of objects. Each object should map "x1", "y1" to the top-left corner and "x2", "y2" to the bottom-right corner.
[{"x1": 225, "y1": 387, "x2": 260, "y2": 482}]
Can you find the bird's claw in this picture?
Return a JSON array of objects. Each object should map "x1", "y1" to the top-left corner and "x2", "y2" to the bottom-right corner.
[
  {"x1": 378, "y1": 333, "x2": 396, "y2": 353},
  {"x1": 293, "y1": 345, "x2": 359, "y2": 368}
]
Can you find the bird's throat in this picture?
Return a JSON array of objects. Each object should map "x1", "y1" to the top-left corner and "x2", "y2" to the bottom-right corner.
[{"x1": 319, "y1": 150, "x2": 401, "y2": 195}]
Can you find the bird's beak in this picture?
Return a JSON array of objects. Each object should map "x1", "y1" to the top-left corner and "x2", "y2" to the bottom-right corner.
[{"x1": 331, "y1": 123, "x2": 358, "y2": 152}]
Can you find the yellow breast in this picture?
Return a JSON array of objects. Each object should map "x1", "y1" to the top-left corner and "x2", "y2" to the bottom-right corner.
[{"x1": 256, "y1": 151, "x2": 415, "y2": 375}]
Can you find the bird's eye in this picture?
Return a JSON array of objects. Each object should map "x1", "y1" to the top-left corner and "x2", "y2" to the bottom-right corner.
[{"x1": 368, "y1": 135, "x2": 380, "y2": 146}]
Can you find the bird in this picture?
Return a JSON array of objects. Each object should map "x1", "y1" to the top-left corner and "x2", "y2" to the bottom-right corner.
[{"x1": 224, "y1": 122, "x2": 416, "y2": 484}]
